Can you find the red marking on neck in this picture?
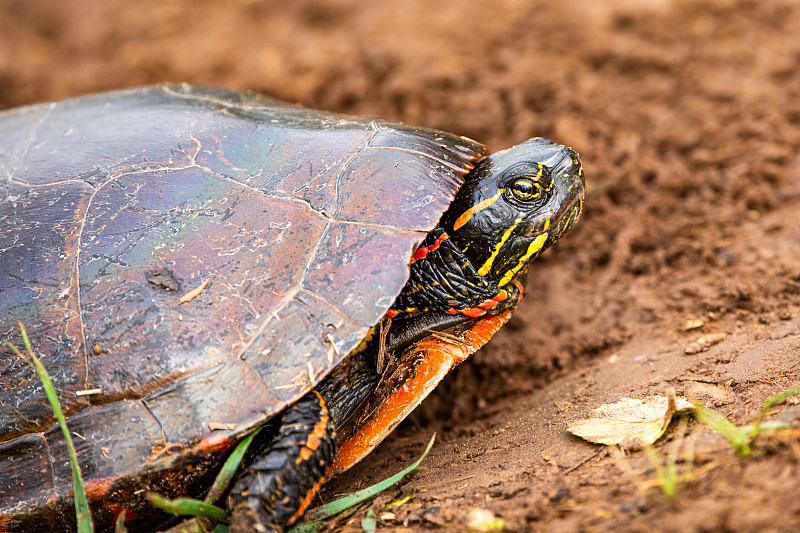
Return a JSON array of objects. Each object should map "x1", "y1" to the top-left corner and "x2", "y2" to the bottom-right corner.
[{"x1": 410, "y1": 232, "x2": 449, "y2": 264}]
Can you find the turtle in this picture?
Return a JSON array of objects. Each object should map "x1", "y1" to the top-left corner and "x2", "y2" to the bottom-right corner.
[{"x1": 0, "y1": 84, "x2": 584, "y2": 532}]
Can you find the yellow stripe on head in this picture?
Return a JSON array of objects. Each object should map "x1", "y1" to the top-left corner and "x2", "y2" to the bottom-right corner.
[
  {"x1": 497, "y1": 233, "x2": 548, "y2": 287},
  {"x1": 477, "y1": 216, "x2": 522, "y2": 276},
  {"x1": 453, "y1": 189, "x2": 503, "y2": 231}
]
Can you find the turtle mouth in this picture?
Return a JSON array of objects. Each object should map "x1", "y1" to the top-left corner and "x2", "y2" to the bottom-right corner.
[
  {"x1": 550, "y1": 176, "x2": 585, "y2": 243},
  {"x1": 556, "y1": 194, "x2": 583, "y2": 232},
  {"x1": 554, "y1": 200, "x2": 582, "y2": 241}
]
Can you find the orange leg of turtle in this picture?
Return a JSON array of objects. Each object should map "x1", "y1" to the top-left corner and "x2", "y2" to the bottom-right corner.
[{"x1": 332, "y1": 309, "x2": 514, "y2": 474}]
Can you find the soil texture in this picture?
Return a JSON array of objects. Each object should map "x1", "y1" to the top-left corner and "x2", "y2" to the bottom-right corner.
[{"x1": 1, "y1": 0, "x2": 799, "y2": 531}]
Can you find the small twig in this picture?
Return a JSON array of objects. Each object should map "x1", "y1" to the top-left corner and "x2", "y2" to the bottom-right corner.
[
  {"x1": 208, "y1": 422, "x2": 237, "y2": 431},
  {"x1": 376, "y1": 317, "x2": 392, "y2": 374},
  {"x1": 562, "y1": 449, "x2": 605, "y2": 475},
  {"x1": 429, "y1": 330, "x2": 470, "y2": 349},
  {"x1": 179, "y1": 279, "x2": 210, "y2": 304},
  {"x1": 326, "y1": 333, "x2": 341, "y2": 358}
]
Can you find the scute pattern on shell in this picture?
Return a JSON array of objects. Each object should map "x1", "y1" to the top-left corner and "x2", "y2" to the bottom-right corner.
[{"x1": 0, "y1": 84, "x2": 487, "y2": 528}]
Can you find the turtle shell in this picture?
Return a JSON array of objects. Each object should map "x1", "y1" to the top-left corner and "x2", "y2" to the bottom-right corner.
[{"x1": 0, "y1": 84, "x2": 487, "y2": 530}]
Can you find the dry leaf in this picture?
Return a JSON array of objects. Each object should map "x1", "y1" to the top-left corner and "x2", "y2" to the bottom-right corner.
[{"x1": 567, "y1": 395, "x2": 693, "y2": 449}]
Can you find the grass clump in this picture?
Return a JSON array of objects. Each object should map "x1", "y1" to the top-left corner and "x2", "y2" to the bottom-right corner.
[
  {"x1": 5, "y1": 323, "x2": 94, "y2": 533},
  {"x1": 693, "y1": 384, "x2": 799, "y2": 457}
]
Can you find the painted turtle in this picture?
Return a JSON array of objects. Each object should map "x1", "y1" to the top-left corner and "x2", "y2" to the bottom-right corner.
[{"x1": 0, "y1": 84, "x2": 584, "y2": 532}]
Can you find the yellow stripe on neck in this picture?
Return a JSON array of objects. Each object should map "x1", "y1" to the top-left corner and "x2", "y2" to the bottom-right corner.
[
  {"x1": 497, "y1": 233, "x2": 548, "y2": 287},
  {"x1": 477, "y1": 216, "x2": 522, "y2": 276}
]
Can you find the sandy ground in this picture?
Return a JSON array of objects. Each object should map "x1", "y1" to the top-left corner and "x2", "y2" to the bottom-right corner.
[{"x1": 1, "y1": 0, "x2": 799, "y2": 531}]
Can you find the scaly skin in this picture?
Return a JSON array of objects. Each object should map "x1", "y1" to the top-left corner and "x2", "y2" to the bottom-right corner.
[{"x1": 228, "y1": 392, "x2": 335, "y2": 533}]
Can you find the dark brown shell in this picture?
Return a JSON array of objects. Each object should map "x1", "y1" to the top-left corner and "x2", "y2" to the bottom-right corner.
[{"x1": 0, "y1": 84, "x2": 486, "y2": 529}]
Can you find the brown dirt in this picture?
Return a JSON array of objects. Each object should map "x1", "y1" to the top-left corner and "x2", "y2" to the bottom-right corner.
[{"x1": 2, "y1": 0, "x2": 800, "y2": 531}]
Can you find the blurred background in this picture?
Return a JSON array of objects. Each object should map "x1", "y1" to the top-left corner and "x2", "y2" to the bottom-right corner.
[{"x1": 2, "y1": 0, "x2": 800, "y2": 530}]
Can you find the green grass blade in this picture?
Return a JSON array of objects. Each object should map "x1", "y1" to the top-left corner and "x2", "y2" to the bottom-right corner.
[
  {"x1": 114, "y1": 510, "x2": 128, "y2": 533},
  {"x1": 149, "y1": 426, "x2": 263, "y2": 531},
  {"x1": 290, "y1": 434, "x2": 436, "y2": 533},
  {"x1": 741, "y1": 420, "x2": 792, "y2": 436},
  {"x1": 643, "y1": 444, "x2": 676, "y2": 500},
  {"x1": 147, "y1": 494, "x2": 227, "y2": 522},
  {"x1": 693, "y1": 403, "x2": 750, "y2": 456},
  {"x1": 760, "y1": 384, "x2": 800, "y2": 412},
  {"x1": 205, "y1": 426, "x2": 264, "y2": 504},
  {"x1": 361, "y1": 509, "x2": 376, "y2": 532},
  {"x1": 752, "y1": 384, "x2": 800, "y2": 436},
  {"x1": 6, "y1": 323, "x2": 94, "y2": 533},
  {"x1": 313, "y1": 433, "x2": 435, "y2": 519}
]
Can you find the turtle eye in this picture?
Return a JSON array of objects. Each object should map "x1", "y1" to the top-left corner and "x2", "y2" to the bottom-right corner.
[{"x1": 509, "y1": 177, "x2": 541, "y2": 202}]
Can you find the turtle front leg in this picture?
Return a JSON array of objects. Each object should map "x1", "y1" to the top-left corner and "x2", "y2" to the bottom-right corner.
[
  {"x1": 228, "y1": 391, "x2": 336, "y2": 533},
  {"x1": 227, "y1": 354, "x2": 380, "y2": 532}
]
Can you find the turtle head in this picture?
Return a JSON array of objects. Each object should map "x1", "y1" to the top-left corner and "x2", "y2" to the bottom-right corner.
[{"x1": 440, "y1": 138, "x2": 585, "y2": 288}]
